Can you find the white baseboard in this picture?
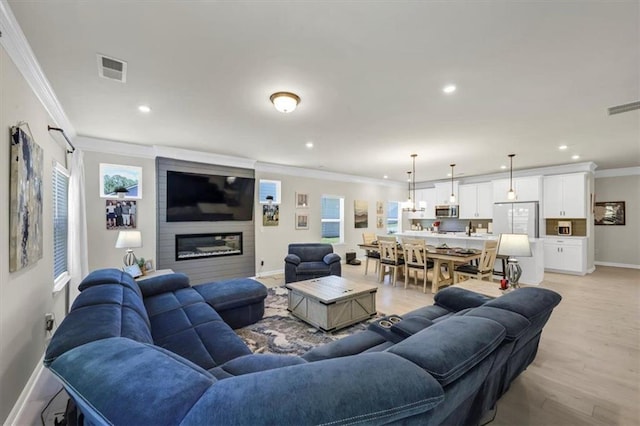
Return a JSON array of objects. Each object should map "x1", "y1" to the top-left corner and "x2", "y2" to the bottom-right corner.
[
  {"x1": 253, "y1": 269, "x2": 284, "y2": 279},
  {"x1": 594, "y1": 261, "x2": 640, "y2": 270},
  {"x1": 5, "y1": 355, "x2": 45, "y2": 426}
]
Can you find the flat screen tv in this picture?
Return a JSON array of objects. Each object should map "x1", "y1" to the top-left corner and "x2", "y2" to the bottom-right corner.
[{"x1": 166, "y1": 170, "x2": 255, "y2": 222}]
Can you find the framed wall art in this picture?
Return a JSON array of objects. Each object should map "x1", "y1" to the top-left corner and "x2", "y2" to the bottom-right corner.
[
  {"x1": 296, "y1": 192, "x2": 309, "y2": 208},
  {"x1": 295, "y1": 212, "x2": 309, "y2": 230},
  {"x1": 100, "y1": 163, "x2": 142, "y2": 199},
  {"x1": 9, "y1": 126, "x2": 43, "y2": 272},
  {"x1": 106, "y1": 200, "x2": 137, "y2": 230},
  {"x1": 594, "y1": 201, "x2": 625, "y2": 225},
  {"x1": 262, "y1": 204, "x2": 280, "y2": 226},
  {"x1": 376, "y1": 201, "x2": 384, "y2": 215},
  {"x1": 354, "y1": 200, "x2": 368, "y2": 228}
]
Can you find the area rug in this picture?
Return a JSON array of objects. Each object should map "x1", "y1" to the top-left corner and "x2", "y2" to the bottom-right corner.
[{"x1": 235, "y1": 286, "x2": 383, "y2": 356}]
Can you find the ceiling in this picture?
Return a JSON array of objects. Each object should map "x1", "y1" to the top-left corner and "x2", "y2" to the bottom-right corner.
[{"x1": 7, "y1": 1, "x2": 640, "y2": 182}]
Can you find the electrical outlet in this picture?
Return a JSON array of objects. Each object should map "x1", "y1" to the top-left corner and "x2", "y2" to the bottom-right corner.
[
  {"x1": 45, "y1": 313, "x2": 55, "y2": 332},
  {"x1": 260, "y1": 260, "x2": 264, "y2": 266}
]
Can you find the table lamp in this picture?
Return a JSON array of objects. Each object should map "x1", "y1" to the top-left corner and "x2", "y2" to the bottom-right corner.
[
  {"x1": 115, "y1": 230, "x2": 142, "y2": 267},
  {"x1": 497, "y1": 233, "x2": 531, "y2": 288}
]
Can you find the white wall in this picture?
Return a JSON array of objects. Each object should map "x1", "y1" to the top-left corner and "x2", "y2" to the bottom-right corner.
[
  {"x1": 0, "y1": 45, "x2": 67, "y2": 422},
  {"x1": 81, "y1": 150, "x2": 157, "y2": 271},
  {"x1": 254, "y1": 169, "x2": 405, "y2": 275},
  {"x1": 594, "y1": 174, "x2": 640, "y2": 267}
]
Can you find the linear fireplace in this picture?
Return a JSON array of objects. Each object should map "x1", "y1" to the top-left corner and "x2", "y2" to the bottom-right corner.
[{"x1": 175, "y1": 232, "x2": 243, "y2": 261}]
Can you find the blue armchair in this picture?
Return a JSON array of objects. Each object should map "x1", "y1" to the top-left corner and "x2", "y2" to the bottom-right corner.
[{"x1": 284, "y1": 243, "x2": 342, "y2": 283}]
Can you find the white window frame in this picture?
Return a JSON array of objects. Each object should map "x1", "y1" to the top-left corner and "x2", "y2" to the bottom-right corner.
[
  {"x1": 386, "y1": 201, "x2": 400, "y2": 235},
  {"x1": 53, "y1": 162, "x2": 70, "y2": 292},
  {"x1": 321, "y1": 195, "x2": 345, "y2": 244},
  {"x1": 258, "y1": 179, "x2": 281, "y2": 204}
]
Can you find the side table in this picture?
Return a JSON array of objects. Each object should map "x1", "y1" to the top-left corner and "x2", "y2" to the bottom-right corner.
[{"x1": 135, "y1": 269, "x2": 174, "y2": 281}]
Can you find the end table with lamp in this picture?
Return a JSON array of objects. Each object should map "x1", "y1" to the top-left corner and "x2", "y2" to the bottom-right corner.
[
  {"x1": 497, "y1": 233, "x2": 532, "y2": 288},
  {"x1": 115, "y1": 230, "x2": 142, "y2": 267}
]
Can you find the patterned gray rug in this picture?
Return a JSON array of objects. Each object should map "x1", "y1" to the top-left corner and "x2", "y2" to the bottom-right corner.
[{"x1": 235, "y1": 286, "x2": 383, "y2": 356}]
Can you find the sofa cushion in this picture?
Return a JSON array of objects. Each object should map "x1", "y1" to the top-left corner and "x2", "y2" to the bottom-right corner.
[
  {"x1": 48, "y1": 337, "x2": 216, "y2": 426},
  {"x1": 77, "y1": 268, "x2": 142, "y2": 298},
  {"x1": 137, "y1": 272, "x2": 190, "y2": 297},
  {"x1": 434, "y1": 287, "x2": 492, "y2": 312},
  {"x1": 45, "y1": 284, "x2": 153, "y2": 366},
  {"x1": 387, "y1": 316, "x2": 506, "y2": 386},
  {"x1": 194, "y1": 278, "x2": 267, "y2": 311},
  {"x1": 288, "y1": 243, "x2": 334, "y2": 262},
  {"x1": 209, "y1": 354, "x2": 307, "y2": 379},
  {"x1": 464, "y1": 306, "x2": 531, "y2": 341},
  {"x1": 391, "y1": 316, "x2": 434, "y2": 338},
  {"x1": 296, "y1": 261, "x2": 332, "y2": 275}
]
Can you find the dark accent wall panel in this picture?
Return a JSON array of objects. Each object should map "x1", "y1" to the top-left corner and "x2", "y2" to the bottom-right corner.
[{"x1": 156, "y1": 157, "x2": 255, "y2": 284}]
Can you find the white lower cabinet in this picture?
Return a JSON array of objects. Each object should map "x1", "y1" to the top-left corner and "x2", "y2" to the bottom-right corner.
[{"x1": 543, "y1": 238, "x2": 586, "y2": 275}]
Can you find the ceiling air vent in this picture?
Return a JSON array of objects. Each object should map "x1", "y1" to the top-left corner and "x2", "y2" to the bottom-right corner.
[
  {"x1": 97, "y1": 54, "x2": 127, "y2": 83},
  {"x1": 608, "y1": 101, "x2": 640, "y2": 115}
]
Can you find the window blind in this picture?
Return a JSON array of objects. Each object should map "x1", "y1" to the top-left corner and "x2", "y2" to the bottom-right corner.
[{"x1": 53, "y1": 163, "x2": 69, "y2": 282}]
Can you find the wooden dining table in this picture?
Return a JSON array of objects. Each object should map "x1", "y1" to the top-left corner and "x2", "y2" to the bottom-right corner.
[{"x1": 357, "y1": 243, "x2": 481, "y2": 293}]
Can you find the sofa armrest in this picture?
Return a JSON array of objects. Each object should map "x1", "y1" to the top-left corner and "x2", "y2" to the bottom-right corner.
[
  {"x1": 323, "y1": 252, "x2": 341, "y2": 265},
  {"x1": 183, "y1": 352, "x2": 444, "y2": 425},
  {"x1": 137, "y1": 273, "x2": 190, "y2": 297},
  {"x1": 284, "y1": 254, "x2": 301, "y2": 266}
]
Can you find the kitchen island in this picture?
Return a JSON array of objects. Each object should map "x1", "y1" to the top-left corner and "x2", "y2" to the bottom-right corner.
[{"x1": 395, "y1": 231, "x2": 544, "y2": 285}]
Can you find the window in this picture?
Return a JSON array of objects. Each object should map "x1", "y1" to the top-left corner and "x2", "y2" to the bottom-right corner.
[
  {"x1": 387, "y1": 201, "x2": 400, "y2": 234},
  {"x1": 258, "y1": 179, "x2": 281, "y2": 204},
  {"x1": 53, "y1": 163, "x2": 69, "y2": 290},
  {"x1": 321, "y1": 195, "x2": 344, "y2": 244}
]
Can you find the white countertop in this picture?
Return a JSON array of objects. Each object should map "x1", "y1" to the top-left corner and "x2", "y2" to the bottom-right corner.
[{"x1": 397, "y1": 231, "x2": 543, "y2": 242}]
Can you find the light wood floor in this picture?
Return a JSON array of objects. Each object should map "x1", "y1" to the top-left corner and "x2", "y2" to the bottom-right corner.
[
  {"x1": 19, "y1": 265, "x2": 640, "y2": 425},
  {"x1": 261, "y1": 264, "x2": 640, "y2": 425}
]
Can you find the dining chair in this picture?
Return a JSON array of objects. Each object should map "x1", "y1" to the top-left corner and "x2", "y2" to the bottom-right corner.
[
  {"x1": 378, "y1": 240, "x2": 404, "y2": 286},
  {"x1": 453, "y1": 240, "x2": 499, "y2": 283},
  {"x1": 362, "y1": 232, "x2": 379, "y2": 276},
  {"x1": 402, "y1": 240, "x2": 434, "y2": 293}
]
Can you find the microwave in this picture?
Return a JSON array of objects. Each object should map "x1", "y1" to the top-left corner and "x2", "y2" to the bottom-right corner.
[{"x1": 435, "y1": 205, "x2": 459, "y2": 218}]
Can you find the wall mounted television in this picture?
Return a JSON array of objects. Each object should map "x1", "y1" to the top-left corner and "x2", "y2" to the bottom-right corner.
[{"x1": 166, "y1": 170, "x2": 255, "y2": 222}]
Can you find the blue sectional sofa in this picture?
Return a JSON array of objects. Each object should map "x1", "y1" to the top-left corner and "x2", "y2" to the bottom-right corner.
[{"x1": 45, "y1": 268, "x2": 561, "y2": 425}]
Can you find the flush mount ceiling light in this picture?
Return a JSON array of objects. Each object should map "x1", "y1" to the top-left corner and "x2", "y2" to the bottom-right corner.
[
  {"x1": 443, "y1": 84, "x2": 457, "y2": 94},
  {"x1": 449, "y1": 163, "x2": 456, "y2": 203},
  {"x1": 507, "y1": 154, "x2": 516, "y2": 200},
  {"x1": 270, "y1": 92, "x2": 300, "y2": 113},
  {"x1": 138, "y1": 105, "x2": 151, "y2": 113},
  {"x1": 305, "y1": 141, "x2": 314, "y2": 149},
  {"x1": 572, "y1": 154, "x2": 580, "y2": 160}
]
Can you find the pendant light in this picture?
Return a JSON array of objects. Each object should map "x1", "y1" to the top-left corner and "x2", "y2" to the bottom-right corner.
[
  {"x1": 406, "y1": 171, "x2": 413, "y2": 207},
  {"x1": 449, "y1": 163, "x2": 456, "y2": 203},
  {"x1": 507, "y1": 154, "x2": 516, "y2": 200},
  {"x1": 402, "y1": 154, "x2": 424, "y2": 212}
]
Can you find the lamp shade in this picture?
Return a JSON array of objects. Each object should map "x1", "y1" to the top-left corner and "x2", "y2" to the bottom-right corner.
[
  {"x1": 497, "y1": 233, "x2": 531, "y2": 257},
  {"x1": 115, "y1": 231, "x2": 142, "y2": 249}
]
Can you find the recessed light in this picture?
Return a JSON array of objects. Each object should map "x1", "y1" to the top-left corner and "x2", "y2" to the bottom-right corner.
[
  {"x1": 500, "y1": 165, "x2": 507, "y2": 170},
  {"x1": 559, "y1": 145, "x2": 568, "y2": 150},
  {"x1": 305, "y1": 141, "x2": 314, "y2": 149},
  {"x1": 572, "y1": 154, "x2": 580, "y2": 160},
  {"x1": 383, "y1": 175, "x2": 388, "y2": 179},
  {"x1": 443, "y1": 84, "x2": 457, "y2": 94},
  {"x1": 138, "y1": 105, "x2": 151, "y2": 113}
]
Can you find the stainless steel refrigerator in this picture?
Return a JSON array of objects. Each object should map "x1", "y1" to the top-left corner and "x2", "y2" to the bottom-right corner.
[{"x1": 493, "y1": 202, "x2": 539, "y2": 238}]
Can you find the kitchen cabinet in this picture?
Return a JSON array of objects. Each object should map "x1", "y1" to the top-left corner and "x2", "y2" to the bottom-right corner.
[
  {"x1": 459, "y1": 182, "x2": 493, "y2": 219},
  {"x1": 492, "y1": 176, "x2": 541, "y2": 203},
  {"x1": 434, "y1": 181, "x2": 459, "y2": 206},
  {"x1": 543, "y1": 238, "x2": 586, "y2": 274},
  {"x1": 543, "y1": 173, "x2": 587, "y2": 218}
]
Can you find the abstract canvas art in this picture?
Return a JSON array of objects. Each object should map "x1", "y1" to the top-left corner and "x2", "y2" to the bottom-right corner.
[
  {"x1": 9, "y1": 127, "x2": 43, "y2": 272},
  {"x1": 354, "y1": 200, "x2": 368, "y2": 228}
]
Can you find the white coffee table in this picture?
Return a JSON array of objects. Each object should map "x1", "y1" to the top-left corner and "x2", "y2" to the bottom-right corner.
[{"x1": 285, "y1": 275, "x2": 377, "y2": 332}]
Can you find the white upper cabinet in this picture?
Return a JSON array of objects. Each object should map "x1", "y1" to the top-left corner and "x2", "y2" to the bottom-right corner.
[
  {"x1": 459, "y1": 183, "x2": 493, "y2": 219},
  {"x1": 492, "y1": 176, "x2": 541, "y2": 203},
  {"x1": 543, "y1": 173, "x2": 587, "y2": 218},
  {"x1": 434, "y1": 181, "x2": 459, "y2": 205}
]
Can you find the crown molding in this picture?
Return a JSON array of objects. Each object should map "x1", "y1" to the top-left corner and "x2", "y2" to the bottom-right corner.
[
  {"x1": 595, "y1": 167, "x2": 640, "y2": 178},
  {"x1": 154, "y1": 145, "x2": 256, "y2": 170},
  {"x1": 256, "y1": 161, "x2": 404, "y2": 188},
  {"x1": 74, "y1": 136, "x2": 157, "y2": 158},
  {"x1": 0, "y1": 1, "x2": 75, "y2": 135}
]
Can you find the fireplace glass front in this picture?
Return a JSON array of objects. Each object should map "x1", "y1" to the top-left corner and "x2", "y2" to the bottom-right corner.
[{"x1": 175, "y1": 232, "x2": 243, "y2": 261}]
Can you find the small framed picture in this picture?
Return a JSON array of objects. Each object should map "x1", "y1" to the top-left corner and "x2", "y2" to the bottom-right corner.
[
  {"x1": 594, "y1": 201, "x2": 625, "y2": 225},
  {"x1": 295, "y1": 212, "x2": 309, "y2": 230},
  {"x1": 296, "y1": 192, "x2": 309, "y2": 208},
  {"x1": 376, "y1": 201, "x2": 384, "y2": 215},
  {"x1": 123, "y1": 264, "x2": 142, "y2": 278},
  {"x1": 144, "y1": 259, "x2": 154, "y2": 272}
]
